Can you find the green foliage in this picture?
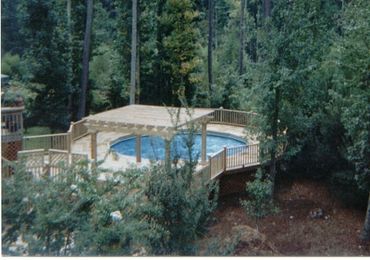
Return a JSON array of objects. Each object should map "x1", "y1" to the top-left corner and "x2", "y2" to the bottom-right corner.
[
  {"x1": 240, "y1": 170, "x2": 278, "y2": 228},
  {"x1": 17, "y1": 0, "x2": 71, "y2": 129},
  {"x1": 2, "y1": 148, "x2": 218, "y2": 256},
  {"x1": 325, "y1": 0, "x2": 370, "y2": 192},
  {"x1": 1, "y1": 86, "x2": 24, "y2": 107},
  {"x1": 1, "y1": 52, "x2": 22, "y2": 77},
  {"x1": 203, "y1": 234, "x2": 240, "y2": 256},
  {"x1": 24, "y1": 126, "x2": 52, "y2": 136},
  {"x1": 2, "y1": 163, "x2": 35, "y2": 254},
  {"x1": 71, "y1": 168, "x2": 146, "y2": 256},
  {"x1": 1, "y1": 0, "x2": 24, "y2": 54},
  {"x1": 89, "y1": 44, "x2": 127, "y2": 112},
  {"x1": 151, "y1": 0, "x2": 203, "y2": 106},
  {"x1": 2, "y1": 0, "x2": 369, "y2": 237},
  {"x1": 141, "y1": 164, "x2": 218, "y2": 255}
]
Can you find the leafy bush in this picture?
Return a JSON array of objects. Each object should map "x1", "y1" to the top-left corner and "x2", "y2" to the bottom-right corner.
[
  {"x1": 2, "y1": 155, "x2": 218, "y2": 256},
  {"x1": 240, "y1": 170, "x2": 278, "y2": 230},
  {"x1": 1, "y1": 52, "x2": 21, "y2": 77},
  {"x1": 140, "y1": 163, "x2": 218, "y2": 255}
]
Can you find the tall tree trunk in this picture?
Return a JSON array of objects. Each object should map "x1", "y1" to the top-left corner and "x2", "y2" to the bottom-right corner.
[
  {"x1": 214, "y1": 2, "x2": 218, "y2": 49},
  {"x1": 67, "y1": 0, "x2": 73, "y2": 121},
  {"x1": 263, "y1": 0, "x2": 277, "y2": 197},
  {"x1": 208, "y1": 0, "x2": 214, "y2": 92},
  {"x1": 136, "y1": 30, "x2": 140, "y2": 104},
  {"x1": 129, "y1": 0, "x2": 138, "y2": 105},
  {"x1": 77, "y1": 0, "x2": 93, "y2": 120},
  {"x1": 238, "y1": 0, "x2": 246, "y2": 75},
  {"x1": 269, "y1": 87, "x2": 279, "y2": 196},
  {"x1": 361, "y1": 192, "x2": 370, "y2": 241},
  {"x1": 136, "y1": 0, "x2": 140, "y2": 104},
  {"x1": 264, "y1": 0, "x2": 271, "y2": 18}
]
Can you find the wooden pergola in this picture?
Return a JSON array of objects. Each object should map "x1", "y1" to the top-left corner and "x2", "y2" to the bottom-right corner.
[{"x1": 84, "y1": 104, "x2": 215, "y2": 167}]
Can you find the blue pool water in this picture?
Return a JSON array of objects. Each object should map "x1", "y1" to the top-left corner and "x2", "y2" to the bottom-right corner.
[{"x1": 111, "y1": 132, "x2": 246, "y2": 161}]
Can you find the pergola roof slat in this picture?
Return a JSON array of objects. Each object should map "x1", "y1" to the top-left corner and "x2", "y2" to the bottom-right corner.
[{"x1": 85, "y1": 104, "x2": 215, "y2": 138}]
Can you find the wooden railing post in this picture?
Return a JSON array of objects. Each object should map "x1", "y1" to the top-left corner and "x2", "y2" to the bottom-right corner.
[
  {"x1": 46, "y1": 149, "x2": 51, "y2": 176},
  {"x1": 208, "y1": 155, "x2": 212, "y2": 179},
  {"x1": 201, "y1": 122, "x2": 207, "y2": 165},
  {"x1": 66, "y1": 133, "x2": 72, "y2": 154},
  {"x1": 90, "y1": 131, "x2": 97, "y2": 168},
  {"x1": 223, "y1": 146, "x2": 227, "y2": 172},
  {"x1": 136, "y1": 134, "x2": 142, "y2": 163}
]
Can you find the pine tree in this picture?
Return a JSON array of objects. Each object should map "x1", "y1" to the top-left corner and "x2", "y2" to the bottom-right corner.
[
  {"x1": 18, "y1": 0, "x2": 72, "y2": 129},
  {"x1": 154, "y1": 0, "x2": 202, "y2": 106}
]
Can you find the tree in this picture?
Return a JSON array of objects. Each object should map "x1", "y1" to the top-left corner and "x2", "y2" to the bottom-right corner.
[
  {"x1": 208, "y1": 0, "x2": 214, "y2": 92},
  {"x1": 238, "y1": 0, "x2": 246, "y2": 75},
  {"x1": 325, "y1": 0, "x2": 370, "y2": 241},
  {"x1": 243, "y1": 0, "x2": 341, "y2": 195},
  {"x1": 153, "y1": 0, "x2": 202, "y2": 106},
  {"x1": 263, "y1": 0, "x2": 271, "y2": 18},
  {"x1": 138, "y1": 116, "x2": 219, "y2": 255},
  {"x1": 129, "y1": 0, "x2": 138, "y2": 105},
  {"x1": 263, "y1": 0, "x2": 279, "y2": 197},
  {"x1": 66, "y1": 0, "x2": 73, "y2": 120},
  {"x1": 1, "y1": 0, "x2": 24, "y2": 55},
  {"x1": 362, "y1": 194, "x2": 370, "y2": 241},
  {"x1": 240, "y1": 170, "x2": 278, "y2": 231},
  {"x1": 18, "y1": 0, "x2": 72, "y2": 129},
  {"x1": 77, "y1": 0, "x2": 94, "y2": 120}
]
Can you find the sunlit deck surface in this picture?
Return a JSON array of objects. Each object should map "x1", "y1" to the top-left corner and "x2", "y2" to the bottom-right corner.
[{"x1": 85, "y1": 104, "x2": 215, "y2": 135}]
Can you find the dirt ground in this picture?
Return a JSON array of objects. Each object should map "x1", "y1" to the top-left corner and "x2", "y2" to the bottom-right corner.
[{"x1": 204, "y1": 178, "x2": 370, "y2": 256}]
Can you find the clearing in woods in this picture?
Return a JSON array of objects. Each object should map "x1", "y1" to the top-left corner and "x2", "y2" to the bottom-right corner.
[{"x1": 203, "y1": 178, "x2": 370, "y2": 256}]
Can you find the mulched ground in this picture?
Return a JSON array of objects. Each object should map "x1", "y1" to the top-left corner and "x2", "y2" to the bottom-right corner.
[{"x1": 205, "y1": 177, "x2": 370, "y2": 256}]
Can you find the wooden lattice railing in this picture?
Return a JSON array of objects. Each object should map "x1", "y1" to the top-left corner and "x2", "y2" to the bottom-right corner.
[
  {"x1": 210, "y1": 109, "x2": 256, "y2": 127},
  {"x1": 17, "y1": 149, "x2": 88, "y2": 178},
  {"x1": 1, "y1": 107, "x2": 24, "y2": 141},
  {"x1": 2, "y1": 157, "x2": 14, "y2": 177}
]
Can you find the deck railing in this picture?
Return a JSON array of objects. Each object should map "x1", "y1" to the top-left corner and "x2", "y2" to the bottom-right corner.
[
  {"x1": 227, "y1": 143, "x2": 259, "y2": 169},
  {"x1": 2, "y1": 157, "x2": 14, "y2": 177},
  {"x1": 207, "y1": 143, "x2": 260, "y2": 179},
  {"x1": 210, "y1": 109, "x2": 256, "y2": 126},
  {"x1": 22, "y1": 133, "x2": 70, "y2": 152},
  {"x1": 1, "y1": 107, "x2": 24, "y2": 142},
  {"x1": 22, "y1": 119, "x2": 89, "y2": 153},
  {"x1": 69, "y1": 119, "x2": 89, "y2": 141},
  {"x1": 17, "y1": 149, "x2": 88, "y2": 178},
  {"x1": 18, "y1": 149, "x2": 46, "y2": 178},
  {"x1": 209, "y1": 148, "x2": 226, "y2": 179}
]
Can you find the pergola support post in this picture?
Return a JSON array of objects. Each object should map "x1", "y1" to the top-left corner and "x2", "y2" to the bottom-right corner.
[
  {"x1": 136, "y1": 134, "x2": 141, "y2": 163},
  {"x1": 164, "y1": 139, "x2": 171, "y2": 172},
  {"x1": 201, "y1": 122, "x2": 207, "y2": 165},
  {"x1": 90, "y1": 131, "x2": 97, "y2": 168}
]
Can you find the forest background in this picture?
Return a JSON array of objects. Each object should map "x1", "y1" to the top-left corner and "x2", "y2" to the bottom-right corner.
[{"x1": 1, "y1": 0, "x2": 369, "y2": 244}]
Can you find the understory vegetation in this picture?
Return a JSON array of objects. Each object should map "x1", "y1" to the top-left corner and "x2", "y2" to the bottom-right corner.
[
  {"x1": 2, "y1": 160, "x2": 218, "y2": 256},
  {"x1": 1, "y1": 0, "x2": 369, "y2": 255}
]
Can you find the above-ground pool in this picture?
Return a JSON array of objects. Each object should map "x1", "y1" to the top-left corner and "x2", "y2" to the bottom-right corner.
[{"x1": 111, "y1": 132, "x2": 246, "y2": 161}]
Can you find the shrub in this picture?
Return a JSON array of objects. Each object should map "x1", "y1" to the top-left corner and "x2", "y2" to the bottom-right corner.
[{"x1": 240, "y1": 170, "x2": 278, "y2": 230}]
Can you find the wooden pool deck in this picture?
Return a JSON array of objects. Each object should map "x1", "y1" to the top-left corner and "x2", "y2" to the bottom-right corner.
[
  {"x1": 10, "y1": 107, "x2": 261, "y2": 181},
  {"x1": 70, "y1": 123, "x2": 258, "y2": 174}
]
